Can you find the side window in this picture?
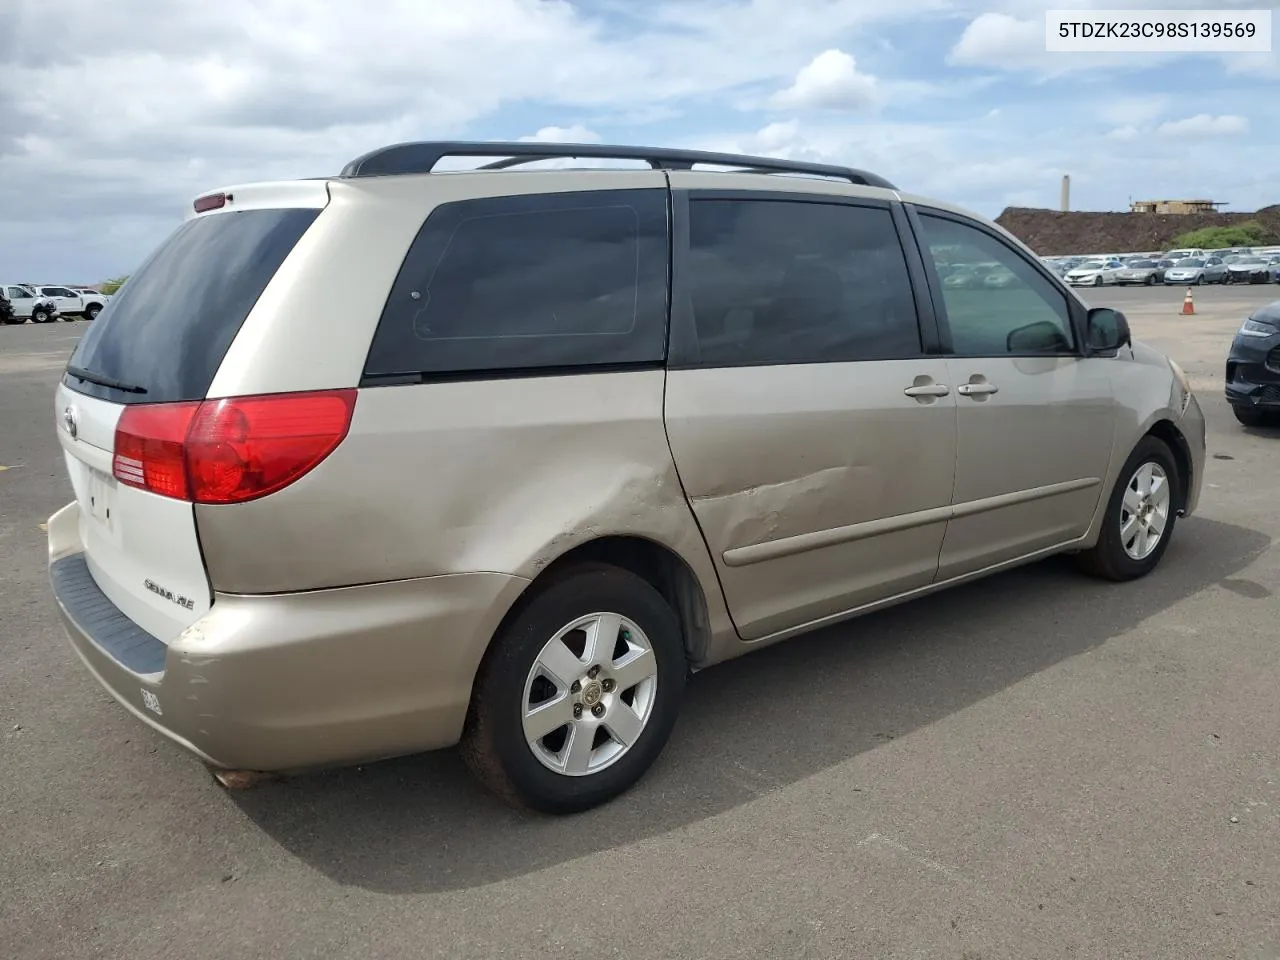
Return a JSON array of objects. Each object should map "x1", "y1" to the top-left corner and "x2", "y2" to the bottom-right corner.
[
  {"x1": 364, "y1": 188, "x2": 669, "y2": 379},
  {"x1": 684, "y1": 199, "x2": 921, "y2": 366},
  {"x1": 916, "y1": 213, "x2": 1075, "y2": 356}
]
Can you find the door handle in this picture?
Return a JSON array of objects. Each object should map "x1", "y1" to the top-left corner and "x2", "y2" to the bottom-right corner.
[
  {"x1": 957, "y1": 380, "x2": 999, "y2": 398},
  {"x1": 904, "y1": 383, "x2": 950, "y2": 398}
]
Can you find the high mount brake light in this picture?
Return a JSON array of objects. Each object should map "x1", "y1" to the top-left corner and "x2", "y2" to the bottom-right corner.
[
  {"x1": 113, "y1": 390, "x2": 356, "y2": 504},
  {"x1": 193, "y1": 193, "x2": 228, "y2": 213}
]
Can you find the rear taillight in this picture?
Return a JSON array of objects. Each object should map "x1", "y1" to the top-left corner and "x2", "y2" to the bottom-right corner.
[{"x1": 113, "y1": 390, "x2": 356, "y2": 505}]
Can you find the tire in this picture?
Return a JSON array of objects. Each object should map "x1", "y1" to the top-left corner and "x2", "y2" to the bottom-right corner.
[
  {"x1": 1074, "y1": 435, "x2": 1180, "y2": 582},
  {"x1": 1145, "y1": 275, "x2": 1156, "y2": 286},
  {"x1": 84, "y1": 304, "x2": 101, "y2": 321},
  {"x1": 1093, "y1": 275, "x2": 1103, "y2": 286},
  {"x1": 1195, "y1": 275, "x2": 1204, "y2": 285},
  {"x1": 461, "y1": 562, "x2": 687, "y2": 814},
  {"x1": 1233, "y1": 405, "x2": 1275, "y2": 428},
  {"x1": 32, "y1": 308, "x2": 49, "y2": 323}
]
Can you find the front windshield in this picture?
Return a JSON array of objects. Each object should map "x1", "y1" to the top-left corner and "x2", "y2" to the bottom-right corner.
[
  {"x1": 1175, "y1": 259, "x2": 1205, "y2": 267},
  {"x1": 1128, "y1": 260, "x2": 1156, "y2": 268}
]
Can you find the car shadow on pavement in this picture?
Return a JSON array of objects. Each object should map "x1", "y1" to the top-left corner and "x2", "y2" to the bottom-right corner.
[{"x1": 231, "y1": 516, "x2": 1271, "y2": 894}]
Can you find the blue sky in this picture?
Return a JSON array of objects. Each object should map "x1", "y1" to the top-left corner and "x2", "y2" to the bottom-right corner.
[{"x1": 1, "y1": 0, "x2": 1277, "y2": 282}]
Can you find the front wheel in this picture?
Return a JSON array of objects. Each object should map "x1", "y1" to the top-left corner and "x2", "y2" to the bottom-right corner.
[
  {"x1": 1093, "y1": 275, "x2": 1103, "y2": 286},
  {"x1": 1145, "y1": 275, "x2": 1156, "y2": 286},
  {"x1": 31, "y1": 308, "x2": 49, "y2": 323},
  {"x1": 1074, "y1": 436, "x2": 1180, "y2": 582},
  {"x1": 461, "y1": 562, "x2": 687, "y2": 814},
  {"x1": 84, "y1": 304, "x2": 101, "y2": 321}
]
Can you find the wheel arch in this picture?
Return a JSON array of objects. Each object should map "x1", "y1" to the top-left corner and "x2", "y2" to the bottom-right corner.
[
  {"x1": 485, "y1": 535, "x2": 715, "y2": 676},
  {"x1": 1144, "y1": 418, "x2": 1193, "y2": 514}
]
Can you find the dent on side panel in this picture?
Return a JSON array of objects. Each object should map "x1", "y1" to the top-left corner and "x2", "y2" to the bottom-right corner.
[
  {"x1": 194, "y1": 370, "x2": 737, "y2": 651},
  {"x1": 664, "y1": 361, "x2": 959, "y2": 641}
]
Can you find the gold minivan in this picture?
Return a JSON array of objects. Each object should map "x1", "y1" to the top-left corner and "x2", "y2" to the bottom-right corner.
[{"x1": 48, "y1": 142, "x2": 1205, "y2": 813}]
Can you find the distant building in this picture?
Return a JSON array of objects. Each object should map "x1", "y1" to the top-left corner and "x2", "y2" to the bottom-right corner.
[{"x1": 1130, "y1": 199, "x2": 1226, "y2": 215}]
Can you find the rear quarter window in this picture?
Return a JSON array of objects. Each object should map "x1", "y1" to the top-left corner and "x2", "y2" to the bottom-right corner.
[
  {"x1": 363, "y1": 188, "x2": 669, "y2": 380},
  {"x1": 66, "y1": 207, "x2": 320, "y2": 404}
]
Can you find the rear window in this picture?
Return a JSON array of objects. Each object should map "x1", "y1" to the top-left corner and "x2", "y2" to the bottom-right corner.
[
  {"x1": 65, "y1": 208, "x2": 320, "y2": 404},
  {"x1": 363, "y1": 188, "x2": 669, "y2": 380}
]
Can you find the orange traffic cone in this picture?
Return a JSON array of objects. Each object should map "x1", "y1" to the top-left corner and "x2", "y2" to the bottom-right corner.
[{"x1": 1181, "y1": 288, "x2": 1195, "y2": 315}]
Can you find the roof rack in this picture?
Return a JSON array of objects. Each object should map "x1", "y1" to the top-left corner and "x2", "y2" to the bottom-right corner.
[{"x1": 338, "y1": 141, "x2": 897, "y2": 189}]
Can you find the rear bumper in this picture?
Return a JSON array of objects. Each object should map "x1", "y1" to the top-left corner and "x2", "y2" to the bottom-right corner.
[{"x1": 47, "y1": 501, "x2": 528, "y2": 772}]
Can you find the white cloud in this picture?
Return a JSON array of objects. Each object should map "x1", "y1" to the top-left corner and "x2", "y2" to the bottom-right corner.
[
  {"x1": 685, "y1": 114, "x2": 1277, "y2": 225},
  {"x1": 1099, "y1": 96, "x2": 1168, "y2": 126},
  {"x1": 948, "y1": 14, "x2": 1042, "y2": 68},
  {"x1": 1, "y1": 0, "x2": 1274, "y2": 280},
  {"x1": 768, "y1": 49, "x2": 878, "y2": 112},
  {"x1": 1105, "y1": 125, "x2": 1142, "y2": 141},
  {"x1": 1155, "y1": 114, "x2": 1249, "y2": 137},
  {"x1": 520, "y1": 125, "x2": 602, "y2": 144}
]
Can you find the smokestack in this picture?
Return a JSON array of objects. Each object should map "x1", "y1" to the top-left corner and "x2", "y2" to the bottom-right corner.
[{"x1": 1060, "y1": 175, "x2": 1071, "y2": 212}]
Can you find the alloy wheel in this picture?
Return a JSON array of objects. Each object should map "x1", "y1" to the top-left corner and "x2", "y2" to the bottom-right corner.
[
  {"x1": 521, "y1": 612, "x2": 659, "y2": 777},
  {"x1": 1120, "y1": 462, "x2": 1171, "y2": 561}
]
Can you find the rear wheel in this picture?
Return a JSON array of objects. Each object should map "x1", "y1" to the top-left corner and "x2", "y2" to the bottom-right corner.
[
  {"x1": 1233, "y1": 405, "x2": 1275, "y2": 428},
  {"x1": 461, "y1": 562, "x2": 687, "y2": 814},
  {"x1": 1074, "y1": 436, "x2": 1179, "y2": 582}
]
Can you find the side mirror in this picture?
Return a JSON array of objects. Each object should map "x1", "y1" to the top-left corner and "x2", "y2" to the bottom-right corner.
[
  {"x1": 1085, "y1": 307, "x2": 1132, "y2": 354},
  {"x1": 1007, "y1": 320, "x2": 1073, "y2": 353}
]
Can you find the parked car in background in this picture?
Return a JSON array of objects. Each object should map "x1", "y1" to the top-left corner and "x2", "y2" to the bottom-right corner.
[
  {"x1": 1167, "y1": 248, "x2": 1207, "y2": 261},
  {"x1": 1225, "y1": 301, "x2": 1280, "y2": 427},
  {"x1": 44, "y1": 139, "x2": 1206, "y2": 813},
  {"x1": 1226, "y1": 257, "x2": 1273, "y2": 284},
  {"x1": 2, "y1": 283, "x2": 59, "y2": 322},
  {"x1": 33, "y1": 286, "x2": 89, "y2": 320},
  {"x1": 0, "y1": 290, "x2": 14, "y2": 325},
  {"x1": 982, "y1": 265, "x2": 1019, "y2": 289},
  {"x1": 1164, "y1": 258, "x2": 1227, "y2": 285},
  {"x1": 1065, "y1": 259, "x2": 1123, "y2": 286},
  {"x1": 72, "y1": 289, "x2": 111, "y2": 319},
  {"x1": 1115, "y1": 259, "x2": 1166, "y2": 286},
  {"x1": 942, "y1": 263, "x2": 997, "y2": 289}
]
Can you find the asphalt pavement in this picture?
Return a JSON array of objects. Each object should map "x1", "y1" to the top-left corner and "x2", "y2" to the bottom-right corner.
[{"x1": 3, "y1": 285, "x2": 1280, "y2": 960}]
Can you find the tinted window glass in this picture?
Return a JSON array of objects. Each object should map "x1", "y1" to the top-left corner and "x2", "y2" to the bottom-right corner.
[
  {"x1": 918, "y1": 214, "x2": 1074, "y2": 356},
  {"x1": 66, "y1": 208, "x2": 319, "y2": 404},
  {"x1": 364, "y1": 188, "x2": 668, "y2": 378},
  {"x1": 684, "y1": 199, "x2": 920, "y2": 366}
]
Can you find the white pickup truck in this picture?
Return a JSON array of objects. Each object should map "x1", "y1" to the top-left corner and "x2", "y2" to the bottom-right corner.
[
  {"x1": 1, "y1": 283, "x2": 60, "y2": 323},
  {"x1": 33, "y1": 285, "x2": 110, "y2": 321}
]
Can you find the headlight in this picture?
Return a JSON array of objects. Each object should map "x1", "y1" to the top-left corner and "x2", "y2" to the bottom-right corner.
[{"x1": 1239, "y1": 318, "x2": 1278, "y2": 338}]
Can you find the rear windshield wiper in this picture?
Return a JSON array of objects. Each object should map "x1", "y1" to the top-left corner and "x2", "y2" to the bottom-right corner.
[{"x1": 65, "y1": 364, "x2": 148, "y2": 395}]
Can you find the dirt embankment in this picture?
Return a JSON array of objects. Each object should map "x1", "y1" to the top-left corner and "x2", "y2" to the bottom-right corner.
[{"x1": 994, "y1": 205, "x2": 1280, "y2": 256}]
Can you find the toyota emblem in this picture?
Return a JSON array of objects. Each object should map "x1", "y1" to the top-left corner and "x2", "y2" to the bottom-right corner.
[{"x1": 63, "y1": 407, "x2": 77, "y2": 439}]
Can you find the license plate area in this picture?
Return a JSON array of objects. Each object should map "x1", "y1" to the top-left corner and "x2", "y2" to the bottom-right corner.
[{"x1": 86, "y1": 468, "x2": 116, "y2": 531}]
